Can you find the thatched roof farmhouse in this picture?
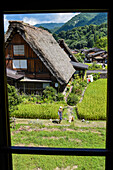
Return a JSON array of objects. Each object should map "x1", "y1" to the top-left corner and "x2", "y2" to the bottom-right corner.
[{"x1": 5, "y1": 21, "x2": 76, "y2": 93}]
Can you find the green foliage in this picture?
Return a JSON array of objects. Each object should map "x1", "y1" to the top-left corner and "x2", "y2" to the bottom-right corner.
[
  {"x1": 55, "y1": 12, "x2": 107, "y2": 33},
  {"x1": 11, "y1": 103, "x2": 62, "y2": 119},
  {"x1": 56, "y1": 93, "x2": 64, "y2": 101},
  {"x1": 73, "y1": 53, "x2": 85, "y2": 63},
  {"x1": 67, "y1": 74, "x2": 87, "y2": 106},
  {"x1": 55, "y1": 23, "x2": 107, "y2": 49},
  {"x1": 67, "y1": 93, "x2": 79, "y2": 106},
  {"x1": 12, "y1": 123, "x2": 105, "y2": 169},
  {"x1": 94, "y1": 36, "x2": 107, "y2": 51},
  {"x1": 92, "y1": 73, "x2": 100, "y2": 81},
  {"x1": 77, "y1": 79, "x2": 107, "y2": 120},
  {"x1": 7, "y1": 84, "x2": 22, "y2": 114},
  {"x1": 72, "y1": 85, "x2": 82, "y2": 95},
  {"x1": 43, "y1": 86, "x2": 57, "y2": 101},
  {"x1": 87, "y1": 62, "x2": 104, "y2": 70}
]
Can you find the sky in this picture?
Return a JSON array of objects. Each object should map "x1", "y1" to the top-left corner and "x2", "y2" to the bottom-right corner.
[{"x1": 4, "y1": 13, "x2": 80, "y2": 32}]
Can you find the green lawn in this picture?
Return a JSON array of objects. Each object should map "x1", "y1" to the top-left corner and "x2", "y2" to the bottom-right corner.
[
  {"x1": 11, "y1": 122, "x2": 106, "y2": 170},
  {"x1": 77, "y1": 79, "x2": 107, "y2": 120}
]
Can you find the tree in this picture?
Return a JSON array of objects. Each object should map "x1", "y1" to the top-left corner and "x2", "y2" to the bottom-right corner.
[
  {"x1": 94, "y1": 36, "x2": 107, "y2": 51},
  {"x1": 88, "y1": 34, "x2": 94, "y2": 48},
  {"x1": 58, "y1": 31, "x2": 66, "y2": 39},
  {"x1": 55, "y1": 23, "x2": 107, "y2": 50},
  {"x1": 7, "y1": 84, "x2": 21, "y2": 114},
  {"x1": 43, "y1": 86, "x2": 57, "y2": 101}
]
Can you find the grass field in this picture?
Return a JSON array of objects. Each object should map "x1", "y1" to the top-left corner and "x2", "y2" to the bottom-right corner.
[
  {"x1": 10, "y1": 79, "x2": 107, "y2": 169},
  {"x1": 11, "y1": 103, "x2": 64, "y2": 119},
  {"x1": 77, "y1": 79, "x2": 107, "y2": 120},
  {"x1": 11, "y1": 120, "x2": 106, "y2": 170}
]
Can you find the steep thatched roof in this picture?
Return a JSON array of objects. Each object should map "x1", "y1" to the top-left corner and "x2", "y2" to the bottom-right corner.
[
  {"x1": 58, "y1": 39, "x2": 78, "y2": 62},
  {"x1": 5, "y1": 21, "x2": 75, "y2": 85}
]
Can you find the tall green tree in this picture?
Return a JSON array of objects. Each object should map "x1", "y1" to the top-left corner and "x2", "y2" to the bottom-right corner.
[
  {"x1": 7, "y1": 84, "x2": 21, "y2": 114},
  {"x1": 94, "y1": 36, "x2": 107, "y2": 51}
]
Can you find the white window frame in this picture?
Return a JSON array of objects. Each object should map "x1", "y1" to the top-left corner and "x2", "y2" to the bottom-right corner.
[
  {"x1": 13, "y1": 45, "x2": 25, "y2": 55},
  {"x1": 13, "y1": 60, "x2": 27, "y2": 69}
]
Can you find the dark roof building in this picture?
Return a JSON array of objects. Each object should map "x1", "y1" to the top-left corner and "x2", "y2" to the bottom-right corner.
[
  {"x1": 83, "y1": 47, "x2": 107, "y2": 63},
  {"x1": 58, "y1": 39, "x2": 88, "y2": 71}
]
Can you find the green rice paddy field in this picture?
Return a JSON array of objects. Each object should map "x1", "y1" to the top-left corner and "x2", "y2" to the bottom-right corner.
[{"x1": 77, "y1": 79, "x2": 107, "y2": 120}]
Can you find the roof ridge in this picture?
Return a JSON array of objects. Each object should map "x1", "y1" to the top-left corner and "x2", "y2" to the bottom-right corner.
[{"x1": 8, "y1": 20, "x2": 51, "y2": 33}]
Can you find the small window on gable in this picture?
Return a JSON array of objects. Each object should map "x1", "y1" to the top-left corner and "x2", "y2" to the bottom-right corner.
[{"x1": 13, "y1": 45, "x2": 24, "y2": 55}]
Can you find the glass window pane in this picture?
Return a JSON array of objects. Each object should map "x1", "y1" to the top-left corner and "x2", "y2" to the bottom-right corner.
[{"x1": 13, "y1": 45, "x2": 24, "y2": 55}]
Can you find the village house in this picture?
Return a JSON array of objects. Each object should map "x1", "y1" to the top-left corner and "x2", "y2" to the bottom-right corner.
[
  {"x1": 58, "y1": 39, "x2": 88, "y2": 78},
  {"x1": 83, "y1": 47, "x2": 107, "y2": 63},
  {"x1": 5, "y1": 21, "x2": 88, "y2": 94}
]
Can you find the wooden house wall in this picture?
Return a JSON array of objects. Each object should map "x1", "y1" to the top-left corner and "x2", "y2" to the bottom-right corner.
[{"x1": 5, "y1": 33, "x2": 51, "y2": 80}]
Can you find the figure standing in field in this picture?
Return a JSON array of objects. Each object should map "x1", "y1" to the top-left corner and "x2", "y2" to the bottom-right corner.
[{"x1": 58, "y1": 106, "x2": 63, "y2": 123}]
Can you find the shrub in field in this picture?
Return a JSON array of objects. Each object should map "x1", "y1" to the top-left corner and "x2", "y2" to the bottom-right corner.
[
  {"x1": 77, "y1": 79, "x2": 107, "y2": 120},
  {"x1": 11, "y1": 103, "x2": 62, "y2": 119},
  {"x1": 67, "y1": 93, "x2": 79, "y2": 106},
  {"x1": 92, "y1": 73, "x2": 100, "y2": 81},
  {"x1": 72, "y1": 85, "x2": 82, "y2": 95},
  {"x1": 7, "y1": 84, "x2": 22, "y2": 114},
  {"x1": 88, "y1": 62, "x2": 102, "y2": 70},
  {"x1": 43, "y1": 86, "x2": 57, "y2": 100},
  {"x1": 56, "y1": 93, "x2": 64, "y2": 101},
  {"x1": 79, "y1": 80, "x2": 87, "y2": 87},
  {"x1": 67, "y1": 74, "x2": 87, "y2": 106}
]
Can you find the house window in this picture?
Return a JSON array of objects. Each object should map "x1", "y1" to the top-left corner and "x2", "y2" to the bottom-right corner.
[
  {"x1": 43, "y1": 83, "x2": 50, "y2": 88},
  {"x1": 13, "y1": 60, "x2": 27, "y2": 69},
  {"x1": 13, "y1": 45, "x2": 24, "y2": 55}
]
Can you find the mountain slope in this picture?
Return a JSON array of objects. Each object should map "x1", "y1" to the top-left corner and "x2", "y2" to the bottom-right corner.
[
  {"x1": 34, "y1": 23, "x2": 64, "y2": 32},
  {"x1": 55, "y1": 13, "x2": 107, "y2": 33},
  {"x1": 87, "y1": 13, "x2": 107, "y2": 25}
]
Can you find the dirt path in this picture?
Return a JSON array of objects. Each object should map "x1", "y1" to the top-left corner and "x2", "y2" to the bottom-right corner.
[
  {"x1": 66, "y1": 105, "x2": 75, "y2": 123},
  {"x1": 15, "y1": 118, "x2": 106, "y2": 128}
]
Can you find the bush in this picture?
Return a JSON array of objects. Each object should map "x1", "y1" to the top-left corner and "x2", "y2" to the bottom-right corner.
[
  {"x1": 56, "y1": 93, "x2": 64, "y2": 101},
  {"x1": 72, "y1": 85, "x2": 82, "y2": 95},
  {"x1": 43, "y1": 86, "x2": 57, "y2": 101},
  {"x1": 7, "y1": 84, "x2": 22, "y2": 114},
  {"x1": 79, "y1": 80, "x2": 87, "y2": 87},
  {"x1": 92, "y1": 73, "x2": 100, "y2": 81},
  {"x1": 11, "y1": 103, "x2": 62, "y2": 119},
  {"x1": 67, "y1": 93, "x2": 79, "y2": 106},
  {"x1": 88, "y1": 63, "x2": 102, "y2": 70}
]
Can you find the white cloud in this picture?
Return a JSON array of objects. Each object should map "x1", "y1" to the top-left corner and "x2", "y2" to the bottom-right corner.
[
  {"x1": 4, "y1": 13, "x2": 80, "y2": 31},
  {"x1": 4, "y1": 15, "x2": 9, "y2": 32},
  {"x1": 23, "y1": 13, "x2": 80, "y2": 25},
  {"x1": 53, "y1": 13, "x2": 80, "y2": 23},
  {"x1": 23, "y1": 17, "x2": 52, "y2": 25},
  {"x1": 23, "y1": 17, "x2": 39, "y2": 25}
]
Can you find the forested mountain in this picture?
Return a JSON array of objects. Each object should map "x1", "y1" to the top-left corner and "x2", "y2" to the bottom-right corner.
[
  {"x1": 34, "y1": 23, "x2": 64, "y2": 33},
  {"x1": 53, "y1": 23, "x2": 107, "y2": 50},
  {"x1": 55, "y1": 13, "x2": 107, "y2": 33}
]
